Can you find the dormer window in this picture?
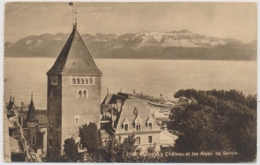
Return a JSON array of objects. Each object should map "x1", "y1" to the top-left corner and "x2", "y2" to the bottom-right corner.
[
  {"x1": 147, "y1": 116, "x2": 153, "y2": 129},
  {"x1": 135, "y1": 116, "x2": 142, "y2": 131},
  {"x1": 123, "y1": 118, "x2": 129, "y2": 131},
  {"x1": 51, "y1": 76, "x2": 58, "y2": 85},
  {"x1": 148, "y1": 123, "x2": 152, "y2": 129},
  {"x1": 125, "y1": 124, "x2": 128, "y2": 131},
  {"x1": 136, "y1": 122, "x2": 141, "y2": 130}
]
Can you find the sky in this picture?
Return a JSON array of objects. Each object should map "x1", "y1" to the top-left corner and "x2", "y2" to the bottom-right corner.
[{"x1": 4, "y1": 2, "x2": 257, "y2": 43}]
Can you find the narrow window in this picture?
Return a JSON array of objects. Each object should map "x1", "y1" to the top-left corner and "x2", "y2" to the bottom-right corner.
[
  {"x1": 77, "y1": 78, "x2": 80, "y2": 84},
  {"x1": 83, "y1": 90, "x2": 86, "y2": 97},
  {"x1": 75, "y1": 118, "x2": 79, "y2": 125},
  {"x1": 82, "y1": 79, "x2": 84, "y2": 84},
  {"x1": 89, "y1": 78, "x2": 92, "y2": 84},
  {"x1": 148, "y1": 136, "x2": 152, "y2": 143},
  {"x1": 72, "y1": 78, "x2": 76, "y2": 84},
  {"x1": 86, "y1": 79, "x2": 88, "y2": 84},
  {"x1": 33, "y1": 137, "x2": 37, "y2": 145}
]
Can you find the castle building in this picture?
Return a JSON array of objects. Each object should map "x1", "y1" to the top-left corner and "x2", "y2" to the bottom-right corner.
[
  {"x1": 46, "y1": 23, "x2": 102, "y2": 160},
  {"x1": 22, "y1": 95, "x2": 47, "y2": 158},
  {"x1": 100, "y1": 93, "x2": 162, "y2": 153},
  {"x1": 5, "y1": 96, "x2": 47, "y2": 162}
]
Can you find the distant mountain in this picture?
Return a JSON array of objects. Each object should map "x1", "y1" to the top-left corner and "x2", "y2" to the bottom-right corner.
[{"x1": 5, "y1": 29, "x2": 257, "y2": 61}]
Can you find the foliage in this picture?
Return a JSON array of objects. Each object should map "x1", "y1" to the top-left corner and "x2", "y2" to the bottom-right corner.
[
  {"x1": 169, "y1": 89, "x2": 256, "y2": 162},
  {"x1": 62, "y1": 137, "x2": 79, "y2": 162},
  {"x1": 79, "y1": 122, "x2": 101, "y2": 153}
]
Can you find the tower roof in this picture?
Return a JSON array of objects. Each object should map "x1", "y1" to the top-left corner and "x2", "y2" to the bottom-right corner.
[
  {"x1": 47, "y1": 25, "x2": 102, "y2": 75},
  {"x1": 26, "y1": 95, "x2": 37, "y2": 122}
]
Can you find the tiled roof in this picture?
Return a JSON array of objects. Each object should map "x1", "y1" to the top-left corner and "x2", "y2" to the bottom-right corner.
[
  {"x1": 47, "y1": 25, "x2": 102, "y2": 75},
  {"x1": 115, "y1": 100, "x2": 159, "y2": 130},
  {"x1": 102, "y1": 94, "x2": 126, "y2": 104},
  {"x1": 10, "y1": 137, "x2": 24, "y2": 154}
]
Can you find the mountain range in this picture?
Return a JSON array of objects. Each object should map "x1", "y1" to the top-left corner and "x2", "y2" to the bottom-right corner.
[{"x1": 4, "y1": 29, "x2": 257, "y2": 61}]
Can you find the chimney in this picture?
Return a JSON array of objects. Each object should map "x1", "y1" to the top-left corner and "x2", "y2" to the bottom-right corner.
[
  {"x1": 21, "y1": 102, "x2": 24, "y2": 111},
  {"x1": 10, "y1": 95, "x2": 12, "y2": 102},
  {"x1": 13, "y1": 97, "x2": 15, "y2": 102},
  {"x1": 111, "y1": 109, "x2": 115, "y2": 127},
  {"x1": 117, "y1": 99, "x2": 122, "y2": 112}
]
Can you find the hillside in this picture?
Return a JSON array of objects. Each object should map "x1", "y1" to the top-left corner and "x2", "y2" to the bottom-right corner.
[{"x1": 4, "y1": 29, "x2": 257, "y2": 61}]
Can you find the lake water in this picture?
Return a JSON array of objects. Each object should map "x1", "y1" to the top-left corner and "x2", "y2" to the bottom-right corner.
[{"x1": 4, "y1": 58, "x2": 257, "y2": 109}]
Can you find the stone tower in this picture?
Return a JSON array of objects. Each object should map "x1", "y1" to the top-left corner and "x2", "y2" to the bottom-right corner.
[{"x1": 46, "y1": 24, "x2": 102, "y2": 160}]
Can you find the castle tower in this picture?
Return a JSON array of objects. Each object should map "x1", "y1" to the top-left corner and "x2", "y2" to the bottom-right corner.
[{"x1": 46, "y1": 24, "x2": 102, "y2": 160}]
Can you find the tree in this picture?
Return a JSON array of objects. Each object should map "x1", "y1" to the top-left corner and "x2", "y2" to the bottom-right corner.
[
  {"x1": 169, "y1": 89, "x2": 256, "y2": 162},
  {"x1": 79, "y1": 122, "x2": 101, "y2": 153},
  {"x1": 62, "y1": 137, "x2": 79, "y2": 162}
]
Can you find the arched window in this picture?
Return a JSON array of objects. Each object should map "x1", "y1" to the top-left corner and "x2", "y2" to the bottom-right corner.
[
  {"x1": 83, "y1": 90, "x2": 87, "y2": 97},
  {"x1": 89, "y1": 78, "x2": 92, "y2": 84},
  {"x1": 77, "y1": 78, "x2": 80, "y2": 84},
  {"x1": 82, "y1": 79, "x2": 84, "y2": 84},
  {"x1": 72, "y1": 78, "x2": 76, "y2": 84},
  {"x1": 86, "y1": 79, "x2": 88, "y2": 84},
  {"x1": 78, "y1": 90, "x2": 82, "y2": 97}
]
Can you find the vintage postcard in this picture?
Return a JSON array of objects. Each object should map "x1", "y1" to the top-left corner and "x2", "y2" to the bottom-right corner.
[{"x1": 3, "y1": 1, "x2": 257, "y2": 162}]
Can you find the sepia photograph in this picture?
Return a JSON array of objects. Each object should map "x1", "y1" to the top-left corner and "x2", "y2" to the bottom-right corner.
[{"x1": 3, "y1": 1, "x2": 257, "y2": 162}]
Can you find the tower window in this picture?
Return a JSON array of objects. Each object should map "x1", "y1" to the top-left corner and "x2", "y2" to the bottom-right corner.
[
  {"x1": 77, "y1": 78, "x2": 80, "y2": 84},
  {"x1": 78, "y1": 90, "x2": 82, "y2": 97},
  {"x1": 82, "y1": 79, "x2": 84, "y2": 84},
  {"x1": 89, "y1": 78, "x2": 92, "y2": 84},
  {"x1": 83, "y1": 90, "x2": 87, "y2": 97},
  {"x1": 51, "y1": 76, "x2": 58, "y2": 85},
  {"x1": 72, "y1": 78, "x2": 76, "y2": 84},
  {"x1": 86, "y1": 79, "x2": 88, "y2": 84}
]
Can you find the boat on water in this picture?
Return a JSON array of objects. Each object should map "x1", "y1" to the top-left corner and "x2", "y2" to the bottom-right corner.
[{"x1": 148, "y1": 101, "x2": 172, "y2": 108}]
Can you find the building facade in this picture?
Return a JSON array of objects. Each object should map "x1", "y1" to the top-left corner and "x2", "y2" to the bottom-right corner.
[
  {"x1": 46, "y1": 23, "x2": 102, "y2": 160},
  {"x1": 100, "y1": 93, "x2": 162, "y2": 153}
]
